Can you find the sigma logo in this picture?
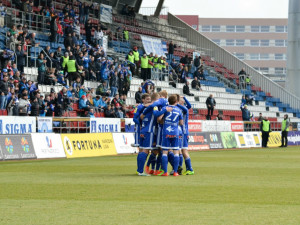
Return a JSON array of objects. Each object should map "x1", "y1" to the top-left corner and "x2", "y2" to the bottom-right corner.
[
  {"x1": 91, "y1": 121, "x2": 97, "y2": 133},
  {"x1": 123, "y1": 135, "x2": 128, "y2": 145},
  {"x1": 64, "y1": 136, "x2": 73, "y2": 155},
  {"x1": 46, "y1": 136, "x2": 52, "y2": 148}
]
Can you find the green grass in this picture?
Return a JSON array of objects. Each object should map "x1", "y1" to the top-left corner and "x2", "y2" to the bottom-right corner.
[{"x1": 1, "y1": 147, "x2": 300, "y2": 225}]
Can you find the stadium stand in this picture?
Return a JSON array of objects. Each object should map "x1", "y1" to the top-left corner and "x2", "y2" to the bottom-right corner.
[{"x1": 0, "y1": 0, "x2": 299, "y2": 124}]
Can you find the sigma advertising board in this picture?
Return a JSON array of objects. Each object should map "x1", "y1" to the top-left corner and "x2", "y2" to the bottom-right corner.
[
  {"x1": 113, "y1": 133, "x2": 138, "y2": 154},
  {"x1": 90, "y1": 118, "x2": 121, "y2": 133},
  {"x1": 0, "y1": 135, "x2": 36, "y2": 160},
  {"x1": 188, "y1": 132, "x2": 210, "y2": 150},
  {"x1": 31, "y1": 133, "x2": 66, "y2": 159},
  {"x1": 0, "y1": 116, "x2": 36, "y2": 134}
]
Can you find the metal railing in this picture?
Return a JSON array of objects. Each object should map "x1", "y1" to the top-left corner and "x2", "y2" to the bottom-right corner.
[
  {"x1": 167, "y1": 13, "x2": 300, "y2": 110},
  {"x1": 139, "y1": 7, "x2": 169, "y2": 16}
]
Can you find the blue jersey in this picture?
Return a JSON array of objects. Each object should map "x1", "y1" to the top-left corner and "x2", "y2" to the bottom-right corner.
[
  {"x1": 177, "y1": 97, "x2": 192, "y2": 135},
  {"x1": 162, "y1": 105, "x2": 183, "y2": 136},
  {"x1": 133, "y1": 104, "x2": 145, "y2": 125},
  {"x1": 141, "y1": 107, "x2": 156, "y2": 134}
]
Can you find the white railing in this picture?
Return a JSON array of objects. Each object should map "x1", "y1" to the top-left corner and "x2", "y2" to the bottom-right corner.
[{"x1": 167, "y1": 13, "x2": 300, "y2": 110}]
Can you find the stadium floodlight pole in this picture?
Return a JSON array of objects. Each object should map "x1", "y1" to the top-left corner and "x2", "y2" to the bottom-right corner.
[{"x1": 287, "y1": 0, "x2": 300, "y2": 98}]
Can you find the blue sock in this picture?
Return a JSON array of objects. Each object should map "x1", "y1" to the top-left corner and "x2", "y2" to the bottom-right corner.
[
  {"x1": 156, "y1": 151, "x2": 162, "y2": 171},
  {"x1": 168, "y1": 151, "x2": 175, "y2": 169},
  {"x1": 137, "y1": 152, "x2": 148, "y2": 173},
  {"x1": 185, "y1": 157, "x2": 193, "y2": 171},
  {"x1": 162, "y1": 154, "x2": 168, "y2": 173},
  {"x1": 137, "y1": 153, "x2": 141, "y2": 172},
  {"x1": 146, "y1": 153, "x2": 156, "y2": 167},
  {"x1": 151, "y1": 155, "x2": 157, "y2": 170},
  {"x1": 179, "y1": 154, "x2": 183, "y2": 167},
  {"x1": 173, "y1": 154, "x2": 179, "y2": 173}
]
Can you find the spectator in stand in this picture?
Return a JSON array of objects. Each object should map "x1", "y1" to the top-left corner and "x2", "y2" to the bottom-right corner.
[
  {"x1": 73, "y1": 20, "x2": 81, "y2": 39},
  {"x1": 183, "y1": 81, "x2": 194, "y2": 96},
  {"x1": 241, "y1": 95, "x2": 246, "y2": 106},
  {"x1": 216, "y1": 114, "x2": 223, "y2": 120},
  {"x1": 30, "y1": 97, "x2": 40, "y2": 116},
  {"x1": 147, "y1": 53, "x2": 154, "y2": 80},
  {"x1": 128, "y1": 7, "x2": 135, "y2": 17},
  {"x1": 241, "y1": 104, "x2": 251, "y2": 131},
  {"x1": 18, "y1": 93, "x2": 30, "y2": 116},
  {"x1": 110, "y1": 71, "x2": 118, "y2": 97},
  {"x1": 126, "y1": 51, "x2": 135, "y2": 76},
  {"x1": 37, "y1": 53, "x2": 47, "y2": 85},
  {"x1": 132, "y1": 46, "x2": 140, "y2": 76},
  {"x1": 170, "y1": 58, "x2": 178, "y2": 70},
  {"x1": 7, "y1": 93, "x2": 19, "y2": 116},
  {"x1": 104, "y1": 104, "x2": 116, "y2": 118},
  {"x1": 72, "y1": 32, "x2": 78, "y2": 46},
  {"x1": 79, "y1": 95, "x2": 90, "y2": 111},
  {"x1": 121, "y1": 4, "x2": 129, "y2": 16},
  {"x1": 0, "y1": 74, "x2": 9, "y2": 109},
  {"x1": 238, "y1": 68, "x2": 247, "y2": 88},
  {"x1": 135, "y1": 86, "x2": 142, "y2": 104},
  {"x1": 87, "y1": 108, "x2": 95, "y2": 118},
  {"x1": 140, "y1": 54, "x2": 148, "y2": 81},
  {"x1": 7, "y1": 33, "x2": 20, "y2": 51},
  {"x1": 85, "y1": 19, "x2": 93, "y2": 44},
  {"x1": 191, "y1": 76, "x2": 202, "y2": 91},
  {"x1": 206, "y1": 94, "x2": 216, "y2": 120},
  {"x1": 96, "y1": 81, "x2": 110, "y2": 96},
  {"x1": 0, "y1": 3, "x2": 6, "y2": 28},
  {"x1": 193, "y1": 55, "x2": 201, "y2": 70},
  {"x1": 180, "y1": 54, "x2": 190, "y2": 66},
  {"x1": 50, "y1": 14, "x2": 58, "y2": 42},
  {"x1": 15, "y1": 45, "x2": 26, "y2": 73},
  {"x1": 64, "y1": 33, "x2": 74, "y2": 49},
  {"x1": 258, "y1": 113, "x2": 263, "y2": 121},
  {"x1": 180, "y1": 66, "x2": 188, "y2": 83},
  {"x1": 168, "y1": 41, "x2": 176, "y2": 60},
  {"x1": 94, "y1": 26, "x2": 103, "y2": 46}
]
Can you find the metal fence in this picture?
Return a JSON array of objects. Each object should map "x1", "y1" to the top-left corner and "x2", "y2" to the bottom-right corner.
[{"x1": 167, "y1": 13, "x2": 300, "y2": 110}]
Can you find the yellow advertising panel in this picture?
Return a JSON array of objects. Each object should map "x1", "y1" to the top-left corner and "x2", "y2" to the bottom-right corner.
[
  {"x1": 259, "y1": 132, "x2": 281, "y2": 147},
  {"x1": 60, "y1": 133, "x2": 117, "y2": 158}
]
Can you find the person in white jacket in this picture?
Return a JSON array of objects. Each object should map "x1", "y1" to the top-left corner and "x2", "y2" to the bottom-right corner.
[{"x1": 94, "y1": 26, "x2": 103, "y2": 46}]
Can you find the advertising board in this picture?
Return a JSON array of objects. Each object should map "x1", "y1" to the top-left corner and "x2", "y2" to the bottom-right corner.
[
  {"x1": 207, "y1": 132, "x2": 224, "y2": 149},
  {"x1": 90, "y1": 118, "x2": 121, "y2": 133},
  {"x1": 188, "y1": 132, "x2": 210, "y2": 150},
  {"x1": 220, "y1": 132, "x2": 238, "y2": 148},
  {"x1": 0, "y1": 116, "x2": 36, "y2": 134},
  {"x1": 113, "y1": 133, "x2": 138, "y2": 154}
]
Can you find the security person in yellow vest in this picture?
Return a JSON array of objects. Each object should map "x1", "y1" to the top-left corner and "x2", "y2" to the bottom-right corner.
[
  {"x1": 140, "y1": 54, "x2": 149, "y2": 81},
  {"x1": 123, "y1": 27, "x2": 129, "y2": 41},
  {"x1": 260, "y1": 117, "x2": 271, "y2": 148},
  {"x1": 65, "y1": 55, "x2": 79, "y2": 86},
  {"x1": 246, "y1": 76, "x2": 251, "y2": 88},
  {"x1": 133, "y1": 46, "x2": 140, "y2": 75},
  {"x1": 147, "y1": 53, "x2": 154, "y2": 80},
  {"x1": 61, "y1": 52, "x2": 69, "y2": 70},
  {"x1": 280, "y1": 114, "x2": 290, "y2": 147},
  {"x1": 126, "y1": 50, "x2": 135, "y2": 75}
]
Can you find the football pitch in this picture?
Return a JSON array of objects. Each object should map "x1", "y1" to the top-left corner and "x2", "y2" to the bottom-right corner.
[{"x1": 1, "y1": 148, "x2": 300, "y2": 225}]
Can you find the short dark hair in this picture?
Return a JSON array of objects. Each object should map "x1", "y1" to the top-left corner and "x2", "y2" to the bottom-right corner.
[
  {"x1": 142, "y1": 93, "x2": 150, "y2": 100},
  {"x1": 168, "y1": 95, "x2": 177, "y2": 105}
]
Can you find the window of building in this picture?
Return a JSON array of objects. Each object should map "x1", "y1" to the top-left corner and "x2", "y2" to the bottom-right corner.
[
  {"x1": 284, "y1": 40, "x2": 288, "y2": 47},
  {"x1": 235, "y1": 53, "x2": 245, "y2": 60},
  {"x1": 260, "y1": 54, "x2": 269, "y2": 60},
  {"x1": 191, "y1": 25, "x2": 197, "y2": 30},
  {"x1": 285, "y1": 26, "x2": 288, "y2": 32},
  {"x1": 251, "y1": 26, "x2": 260, "y2": 32},
  {"x1": 226, "y1": 25, "x2": 235, "y2": 32},
  {"x1": 235, "y1": 39, "x2": 245, "y2": 46},
  {"x1": 226, "y1": 39, "x2": 235, "y2": 46},
  {"x1": 275, "y1": 67, "x2": 284, "y2": 74},
  {"x1": 275, "y1": 26, "x2": 285, "y2": 32},
  {"x1": 275, "y1": 54, "x2": 284, "y2": 60},
  {"x1": 250, "y1": 40, "x2": 259, "y2": 46},
  {"x1": 260, "y1": 40, "x2": 270, "y2": 46},
  {"x1": 275, "y1": 40, "x2": 285, "y2": 46},
  {"x1": 253, "y1": 67, "x2": 259, "y2": 71},
  {"x1": 212, "y1": 39, "x2": 220, "y2": 45},
  {"x1": 260, "y1": 67, "x2": 269, "y2": 73},
  {"x1": 202, "y1": 25, "x2": 211, "y2": 32},
  {"x1": 236, "y1": 26, "x2": 245, "y2": 32},
  {"x1": 250, "y1": 53, "x2": 259, "y2": 60},
  {"x1": 212, "y1": 25, "x2": 220, "y2": 32},
  {"x1": 261, "y1": 26, "x2": 270, "y2": 32}
]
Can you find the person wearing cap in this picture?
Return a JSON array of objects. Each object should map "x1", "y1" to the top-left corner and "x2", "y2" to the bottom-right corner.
[
  {"x1": 61, "y1": 52, "x2": 69, "y2": 69},
  {"x1": 79, "y1": 95, "x2": 90, "y2": 111},
  {"x1": 0, "y1": 74, "x2": 9, "y2": 109},
  {"x1": 280, "y1": 114, "x2": 290, "y2": 148},
  {"x1": 261, "y1": 117, "x2": 271, "y2": 148},
  {"x1": 140, "y1": 54, "x2": 148, "y2": 81}
]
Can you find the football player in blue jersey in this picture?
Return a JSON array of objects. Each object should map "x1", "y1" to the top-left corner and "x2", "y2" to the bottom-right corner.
[
  {"x1": 158, "y1": 95, "x2": 183, "y2": 176},
  {"x1": 132, "y1": 94, "x2": 151, "y2": 148},
  {"x1": 137, "y1": 93, "x2": 172, "y2": 176},
  {"x1": 176, "y1": 95, "x2": 194, "y2": 175}
]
